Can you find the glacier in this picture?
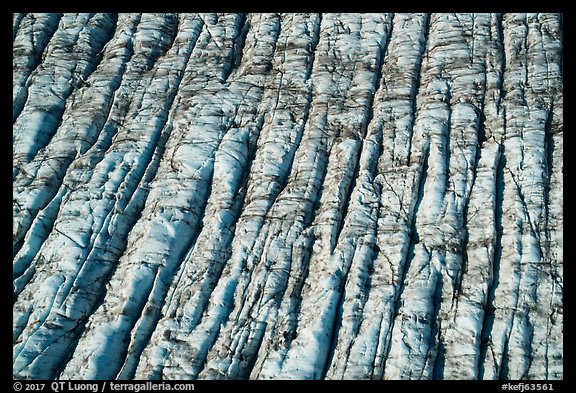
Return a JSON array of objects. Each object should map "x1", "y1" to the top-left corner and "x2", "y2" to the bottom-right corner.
[{"x1": 13, "y1": 13, "x2": 562, "y2": 380}]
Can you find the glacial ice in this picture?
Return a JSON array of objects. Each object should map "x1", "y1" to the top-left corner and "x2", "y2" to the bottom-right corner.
[{"x1": 13, "y1": 12, "x2": 562, "y2": 380}]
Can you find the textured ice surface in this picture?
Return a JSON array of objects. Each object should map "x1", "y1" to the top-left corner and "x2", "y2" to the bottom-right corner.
[{"x1": 13, "y1": 13, "x2": 562, "y2": 380}]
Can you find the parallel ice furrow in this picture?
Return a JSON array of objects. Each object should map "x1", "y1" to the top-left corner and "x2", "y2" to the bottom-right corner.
[
  {"x1": 325, "y1": 13, "x2": 429, "y2": 380},
  {"x1": 254, "y1": 13, "x2": 394, "y2": 380},
  {"x1": 134, "y1": 13, "x2": 284, "y2": 380},
  {"x1": 58, "y1": 14, "x2": 208, "y2": 379},
  {"x1": 14, "y1": 13, "x2": 198, "y2": 380},
  {"x1": 13, "y1": 13, "x2": 141, "y2": 265},
  {"x1": 13, "y1": 13, "x2": 63, "y2": 122},
  {"x1": 384, "y1": 12, "x2": 478, "y2": 379},
  {"x1": 441, "y1": 13, "x2": 507, "y2": 380},
  {"x1": 13, "y1": 14, "x2": 117, "y2": 178},
  {"x1": 477, "y1": 13, "x2": 562, "y2": 381}
]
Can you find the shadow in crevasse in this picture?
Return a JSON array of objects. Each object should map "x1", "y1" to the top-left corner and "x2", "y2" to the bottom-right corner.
[{"x1": 477, "y1": 147, "x2": 507, "y2": 379}]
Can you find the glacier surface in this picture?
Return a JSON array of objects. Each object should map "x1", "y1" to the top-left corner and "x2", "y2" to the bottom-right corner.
[{"x1": 13, "y1": 12, "x2": 562, "y2": 380}]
